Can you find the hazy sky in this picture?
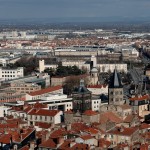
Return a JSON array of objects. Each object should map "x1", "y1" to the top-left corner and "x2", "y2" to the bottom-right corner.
[{"x1": 0, "y1": 0, "x2": 149, "y2": 21}]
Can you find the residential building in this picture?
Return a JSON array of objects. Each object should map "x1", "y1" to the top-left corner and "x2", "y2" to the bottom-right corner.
[
  {"x1": 0, "y1": 67, "x2": 24, "y2": 80},
  {"x1": 27, "y1": 109, "x2": 63, "y2": 126}
]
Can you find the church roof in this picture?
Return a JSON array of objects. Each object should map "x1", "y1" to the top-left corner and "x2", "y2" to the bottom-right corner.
[
  {"x1": 73, "y1": 79, "x2": 91, "y2": 94},
  {"x1": 109, "y1": 68, "x2": 123, "y2": 88}
]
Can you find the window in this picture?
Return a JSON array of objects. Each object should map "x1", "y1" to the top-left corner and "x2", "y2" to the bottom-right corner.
[
  {"x1": 40, "y1": 116, "x2": 42, "y2": 120},
  {"x1": 45, "y1": 116, "x2": 47, "y2": 121}
]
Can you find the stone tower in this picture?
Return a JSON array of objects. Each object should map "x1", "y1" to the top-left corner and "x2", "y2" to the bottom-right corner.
[
  {"x1": 72, "y1": 79, "x2": 92, "y2": 113},
  {"x1": 108, "y1": 68, "x2": 124, "y2": 105},
  {"x1": 90, "y1": 67, "x2": 99, "y2": 85}
]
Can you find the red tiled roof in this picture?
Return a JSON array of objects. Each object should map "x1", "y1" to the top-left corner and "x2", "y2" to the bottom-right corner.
[
  {"x1": 100, "y1": 111, "x2": 122, "y2": 124},
  {"x1": 33, "y1": 102, "x2": 47, "y2": 109},
  {"x1": 129, "y1": 94, "x2": 149, "y2": 101},
  {"x1": 70, "y1": 143, "x2": 89, "y2": 150},
  {"x1": 84, "y1": 127, "x2": 99, "y2": 134},
  {"x1": 39, "y1": 138, "x2": 56, "y2": 149},
  {"x1": 0, "y1": 134, "x2": 12, "y2": 144},
  {"x1": 140, "y1": 123, "x2": 150, "y2": 130},
  {"x1": 50, "y1": 128, "x2": 67, "y2": 138},
  {"x1": 99, "y1": 138, "x2": 111, "y2": 148},
  {"x1": 28, "y1": 85, "x2": 62, "y2": 96},
  {"x1": 140, "y1": 143, "x2": 149, "y2": 150},
  {"x1": 71, "y1": 123, "x2": 88, "y2": 133},
  {"x1": 28, "y1": 109, "x2": 60, "y2": 117},
  {"x1": 35, "y1": 122, "x2": 51, "y2": 129},
  {"x1": 108, "y1": 126, "x2": 138, "y2": 136},
  {"x1": 83, "y1": 110, "x2": 98, "y2": 116},
  {"x1": 58, "y1": 140, "x2": 71, "y2": 149},
  {"x1": 118, "y1": 104, "x2": 131, "y2": 110},
  {"x1": 124, "y1": 114, "x2": 137, "y2": 123},
  {"x1": 80, "y1": 135, "x2": 94, "y2": 140}
]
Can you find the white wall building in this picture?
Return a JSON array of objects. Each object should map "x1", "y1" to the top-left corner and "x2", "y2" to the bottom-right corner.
[
  {"x1": 0, "y1": 106, "x2": 10, "y2": 117},
  {"x1": 25, "y1": 85, "x2": 63, "y2": 101},
  {"x1": 92, "y1": 99, "x2": 101, "y2": 111},
  {"x1": 87, "y1": 85, "x2": 108, "y2": 95},
  {"x1": 0, "y1": 67, "x2": 24, "y2": 80},
  {"x1": 39, "y1": 58, "x2": 127, "y2": 73},
  {"x1": 41, "y1": 94, "x2": 73, "y2": 111}
]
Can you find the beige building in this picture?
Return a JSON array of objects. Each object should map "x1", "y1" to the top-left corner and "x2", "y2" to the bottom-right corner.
[
  {"x1": 8, "y1": 82, "x2": 41, "y2": 94},
  {"x1": 27, "y1": 109, "x2": 63, "y2": 126}
]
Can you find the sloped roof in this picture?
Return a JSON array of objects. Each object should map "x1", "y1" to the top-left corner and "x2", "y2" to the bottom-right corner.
[
  {"x1": 108, "y1": 126, "x2": 138, "y2": 136},
  {"x1": 83, "y1": 110, "x2": 98, "y2": 116},
  {"x1": 129, "y1": 94, "x2": 149, "y2": 101},
  {"x1": 39, "y1": 138, "x2": 56, "y2": 149},
  {"x1": 100, "y1": 111, "x2": 122, "y2": 124},
  {"x1": 80, "y1": 135, "x2": 94, "y2": 140},
  {"x1": 50, "y1": 128, "x2": 67, "y2": 139},
  {"x1": 124, "y1": 114, "x2": 138, "y2": 123},
  {"x1": 27, "y1": 85, "x2": 62, "y2": 96},
  {"x1": 28, "y1": 109, "x2": 60, "y2": 117},
  {"x1": 109, "y1": 68, "x2": 123, "y2": 88}
]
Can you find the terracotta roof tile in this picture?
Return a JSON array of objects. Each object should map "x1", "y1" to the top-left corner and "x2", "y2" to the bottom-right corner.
[
  {"x1": 28, "y1": 109, "x2": 60, "y2": 117},
  {"x1": 71, "y1": 123, "x2": 88, "y2": 133},
  {"x1": 84, "y1": 127, "x2": 99, "y2": 134},
  {"x1": 35, "y1": 122, "x2": 51, "y2": 129},
  {"x1": 39, "y1": 138, "x2": 56, "y2": 149},
  {"x1": 108, "y1": 126, "x2": 138, "y2": 136},
  {"x1": 70, "y1": 143, "x2": 89, "y2": 150},
  {"x1": 99, "y1": 138, "x2": 111, "y2": 148},
  {"x1": 100, "y1": 111, "x2": 122, "y2": 124},
  {"x1": 0, "y1": 134, "x2": 12, "y2": 144},
  {"x1": 130, "y1": 94, "x2": 149, "y2": 101},
  {"x1": 118, "y1": 104, "x2": 131, "y2": 110},
  {"x1": 140, "y1": 123, "x2": 150, "y2": 130},
  {"x1": 58, "y1": 140, "x2": 71, "y2": 149},
  {"x1": 124, "y1": 114, "x2": 136, "y2": 123},
  {"x1": 140, "y1": 143, "x2": 149, "y2": 150},
  {"x1": 50, "y1": 128, "x2": 67, "y2": 138},
  {"x1": 80, "y1": 135, "x2": 94, "y2": 140},
  {"x1": 83, "y1": 110, "x2": 98, "y2": 116},
  {"x1": 28, "y1": 85, "x2": 62, "y2": 96}
]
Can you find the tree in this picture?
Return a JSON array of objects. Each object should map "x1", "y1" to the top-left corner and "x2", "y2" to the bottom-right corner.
[
  {"x1": 63, "y1": 75, "x2": 89, "y2": 95},
  {"x1": 44, "y1": 68, "x2": 55, "y2": 76},
  {"x1": 14, "y1": 56, "x2": 38, "y2": 75}
]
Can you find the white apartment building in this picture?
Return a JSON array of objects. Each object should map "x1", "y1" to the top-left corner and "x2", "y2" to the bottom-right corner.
[
  {"x1": 92, "y1": 99, "x2": 101, "y2": 111},
  {"x1": 41, "y1": 93, "x2": 73, "y2": 111},
  {"x1": 0, "y1": 67, "x2": 24, "y2": 80}
]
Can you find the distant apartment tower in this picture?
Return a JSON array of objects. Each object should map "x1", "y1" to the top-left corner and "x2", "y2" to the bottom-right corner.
[{"x1": 0, "y1": 67, "x2": 24, "y2": 80}]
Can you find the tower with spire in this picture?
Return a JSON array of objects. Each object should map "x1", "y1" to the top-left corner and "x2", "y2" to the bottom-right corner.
[
  {"x1": 90, "y1": 55, "x2": 99, "y2": 85},
  {"x1": 108, "y1": 68, "x2": 124, "y2": 105}
]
